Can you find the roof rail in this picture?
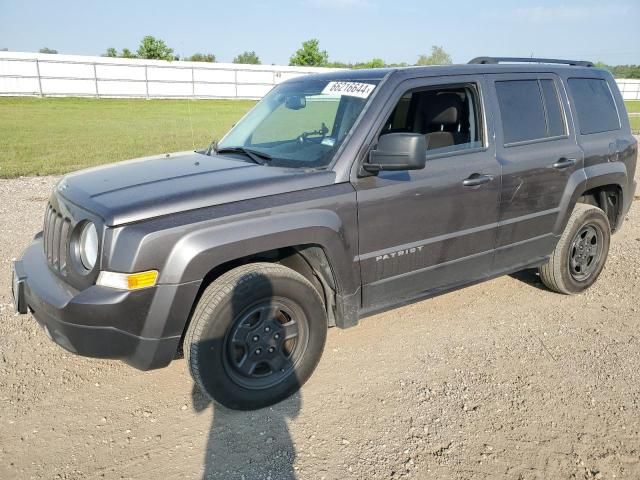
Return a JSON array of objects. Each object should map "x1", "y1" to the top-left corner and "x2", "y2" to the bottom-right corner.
[{"x1": 468, "y1": 57, "x2": 594, "y2": 67}]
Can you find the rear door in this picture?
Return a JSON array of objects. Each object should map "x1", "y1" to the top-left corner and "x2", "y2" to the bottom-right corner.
[{"x1": 487, "y1": 73, "x2": 584, "y2": 272}]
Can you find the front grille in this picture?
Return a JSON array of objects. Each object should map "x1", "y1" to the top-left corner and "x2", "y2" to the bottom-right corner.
[{"x1": 43, "y1": 203, "x2": 71, "y2": 273}]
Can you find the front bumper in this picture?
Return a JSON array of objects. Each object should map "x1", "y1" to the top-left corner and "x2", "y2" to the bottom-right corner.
[{"x1": 12, "y1": 235, "x2": 201, "y2": 370}]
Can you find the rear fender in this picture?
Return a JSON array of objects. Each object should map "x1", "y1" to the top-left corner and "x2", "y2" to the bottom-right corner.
[{"x1": 554, "y1": 162, "x2": 627, "y2": 235}]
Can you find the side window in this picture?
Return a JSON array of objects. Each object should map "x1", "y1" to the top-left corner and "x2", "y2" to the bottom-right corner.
[
  {"x1": 495, "y1": 80, "x2": 547, "y2": 144},
  {"x1": 540, "y1": 80, "x2": 566, "y2": 138},
  {"x1": 382, "y1": 84, "x2": 483, "y2": 155},
  {"x1": 567, "y1": 78, "x2": 620, "y2": 135},
  {"x1": 386, "y1": 93, "x2": 412, "y2": 131},
  {"x1": 495, "y1": 79, "x2": 567, "y2": 145}
]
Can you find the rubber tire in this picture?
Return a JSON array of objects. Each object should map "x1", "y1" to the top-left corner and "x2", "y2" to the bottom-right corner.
[
  {"x1": 184, "y1": 263, "x2": 327, "y2": 410},
  {"x1": 539, "y1": 203, "x2": 611, "y2": 295}
]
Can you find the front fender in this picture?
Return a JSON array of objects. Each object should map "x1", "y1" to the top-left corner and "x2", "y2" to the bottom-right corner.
[
  {"x1": 161, "y1": 208, "x2": 359, "y2": 295},
  {"x1": 101, "y1": 183, "x2": 360, "y2": 332}
]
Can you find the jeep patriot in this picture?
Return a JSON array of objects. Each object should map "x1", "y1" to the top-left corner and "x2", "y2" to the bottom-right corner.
[{"x1": 12, "y1": 57, "x2": 637, "y2": 409}]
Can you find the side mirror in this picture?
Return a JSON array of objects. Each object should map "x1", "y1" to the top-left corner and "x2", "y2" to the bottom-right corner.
[
  {"x1": 363, "y1": 133, "x2": 427, "y2": 173},
  {"x1": 284, "y1": 95, "x2": 306, "y2": 110}
]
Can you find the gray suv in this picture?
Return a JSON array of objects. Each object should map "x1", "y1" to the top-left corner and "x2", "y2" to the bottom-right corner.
[{"x1": 12, "y1": 57, "x2": 637, "y2": 410}]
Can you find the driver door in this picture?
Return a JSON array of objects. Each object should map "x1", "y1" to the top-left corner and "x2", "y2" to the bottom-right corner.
[{"x1": 353, "y1": 76, "x2": 501, "y2": 311}]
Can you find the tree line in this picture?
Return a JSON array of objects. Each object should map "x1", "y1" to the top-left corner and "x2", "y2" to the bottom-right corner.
[
  {"x1": 100, "y1": 36, "x2": 261, "y2": 65},
  {"x1": 19, "y1": 38, "x2": 640, "y2": 76},
  {"x1": 288, "y1": 39, "x2": 453, "y2": 68},
  {"x1": 98, "y1": 36, "x2": 453, "y2": 67},
  {"x1": 594, "y1": 62, "x2": 640, "y2": 79}
]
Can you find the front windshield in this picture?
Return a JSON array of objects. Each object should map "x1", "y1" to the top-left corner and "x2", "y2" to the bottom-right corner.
[{"x1": 217, "y1": 78, "x2": 380, "y2": 169}]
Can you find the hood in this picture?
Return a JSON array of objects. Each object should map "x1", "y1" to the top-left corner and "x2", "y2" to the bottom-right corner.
[{"x1": 56, "y1": 151, "x2": 336, "y2": 226}]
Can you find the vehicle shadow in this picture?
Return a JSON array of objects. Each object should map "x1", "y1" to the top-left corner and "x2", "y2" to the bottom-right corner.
[
  {"x1": 192, "y1": 385, "x2": 300, "y2": 480},
  {"x1": 509, "y1": 268, "x2": 548, "y2": 292},
  {"x1": 190, "y1": 271, "x2": 302, "y2": 480}
]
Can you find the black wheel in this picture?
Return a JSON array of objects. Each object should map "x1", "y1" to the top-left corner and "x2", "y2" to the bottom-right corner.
[
  {"x1": 185, "y1": 263, "x2": 327, "y2": 410},
  {"x1": 539, "y1": 203, "x2": 610, "y2": 294}
]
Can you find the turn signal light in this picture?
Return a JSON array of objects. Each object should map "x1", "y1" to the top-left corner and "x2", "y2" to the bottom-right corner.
[{"x1": 97, "y1": 270, "x2": 159, "y2": 290}]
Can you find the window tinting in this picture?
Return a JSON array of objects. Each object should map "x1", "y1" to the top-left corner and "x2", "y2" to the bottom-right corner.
[
  {"x1": 496, "y1": 80, "x2": 547, "y2": 144},
  {"x1": 387, "y1": 93, "x2": 412, "y2": 131},
  {"x1": 381, "y1": 84, "x2": 483, "y2": 155},
  {"x1": 540, "y1": 79, "x2": 566, "y2": 137},
  {"x1": 568, "y1": 78, "x2": 620, "y2": 135}
]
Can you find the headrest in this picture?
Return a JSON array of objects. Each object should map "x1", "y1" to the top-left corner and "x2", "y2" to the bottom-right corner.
[{"x1": 422, "y1": 93, "x2": 462, "y2": 126}]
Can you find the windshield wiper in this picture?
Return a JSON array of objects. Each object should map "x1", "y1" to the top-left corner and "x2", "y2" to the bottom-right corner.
[{"x1": 216, "y1": 146, "x2": 272, "y2": 165}]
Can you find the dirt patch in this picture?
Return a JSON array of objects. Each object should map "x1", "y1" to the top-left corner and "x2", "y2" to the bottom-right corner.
[{"x1": 0, "y1": 164, "x2": 639, "y2": 479}]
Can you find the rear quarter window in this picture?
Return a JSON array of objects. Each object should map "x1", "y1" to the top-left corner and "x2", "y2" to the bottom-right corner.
[{"x1": 568, "y1": 78, "x2": 620, "y2": 135}]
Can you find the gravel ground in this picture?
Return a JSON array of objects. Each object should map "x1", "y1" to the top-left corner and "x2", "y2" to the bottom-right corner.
[{"x1": 0, "y1": 157, "x2": 638, "y2": 479}]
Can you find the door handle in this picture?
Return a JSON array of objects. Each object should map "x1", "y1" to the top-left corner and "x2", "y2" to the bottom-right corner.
[
  {"x1": 462, "y1": 173, "x2": 493, "y2": 187},
  {"x1": 552, "y1": 157, "x2": 577, "y2": 170}
]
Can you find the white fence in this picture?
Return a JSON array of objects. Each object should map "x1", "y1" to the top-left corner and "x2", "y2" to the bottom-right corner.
[
  {"x1": 617, "y1": 79, "x2": 640, "y2": 101},
  {"x1": 0, "y1": 52, "x2": 341, "y2": 99},
  {"x1": 1, "y1": 51, "x2": 639, "y2": 101}
]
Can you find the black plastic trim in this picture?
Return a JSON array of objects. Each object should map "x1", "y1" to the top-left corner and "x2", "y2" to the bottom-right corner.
[{"x1": 469, "y1": 57, "x2": 594, "y2": 68}]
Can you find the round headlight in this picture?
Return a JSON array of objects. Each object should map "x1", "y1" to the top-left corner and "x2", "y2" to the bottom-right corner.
[{"x1": 79, "y1": 222, "x2": 98, "y2": 270}]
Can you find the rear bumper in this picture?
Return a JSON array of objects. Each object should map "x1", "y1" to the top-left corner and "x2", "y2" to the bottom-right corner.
[{"x1": 13, "y1": 236, "x2": 201, "y2": 370}]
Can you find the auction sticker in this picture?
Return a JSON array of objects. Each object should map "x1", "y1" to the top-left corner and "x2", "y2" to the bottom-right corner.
[{"x1": 321, "y1": 81, "x2": 375, "y2": 99}]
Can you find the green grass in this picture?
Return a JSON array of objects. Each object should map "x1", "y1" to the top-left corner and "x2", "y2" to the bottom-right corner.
[
  {"x1": 625, "y1": 100, "x2": 640, "y2": 114},
  {"x1": 0, "y1": 97, "x2": 638, "y2": 178},
  {"x1": 0, "y1": 97, "x2": 255, "y2": 178},
  {"x1": 627, "y1": 101, "x2": 640, "y2": 133}
]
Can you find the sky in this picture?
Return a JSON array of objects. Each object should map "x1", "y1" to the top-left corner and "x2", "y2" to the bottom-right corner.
[{"x1": 0, "y1": 0, "x2": 638, "y2": 65}]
